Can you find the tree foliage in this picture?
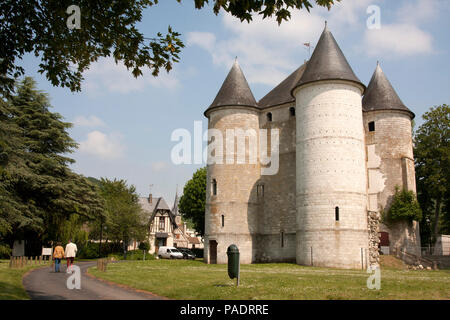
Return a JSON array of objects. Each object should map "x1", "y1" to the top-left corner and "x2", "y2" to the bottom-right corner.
[
  {"x1": 0, "y1": 0, "x2": 338, "y2": 95},
  {"x1": 95, "y1": 178, "x2": 147, "y2": 248},
  {"x1": 179, "y1": 167, "x2": 206, "y2": 236},
  {"x1": 387, "y1": 186, "x2": 422, "y2": 223},
  {"x1": 414, "y1": 104, "x2": 450, "y2": 244},
  {"x1": 0, "y1": 77, "x2": 104, "y2": 252},
  {"x1": 194, "y1": 0, "x2": 339, "y2": 23}
]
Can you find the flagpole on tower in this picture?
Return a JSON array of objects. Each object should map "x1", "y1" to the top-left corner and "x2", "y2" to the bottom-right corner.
[{"x1": 303, "y1": 42, "x2": 314, "y2": 58}]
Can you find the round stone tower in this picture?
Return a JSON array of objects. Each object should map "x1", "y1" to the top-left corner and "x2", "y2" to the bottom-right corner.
[
  {"x1": 204, "y1": 60, "x2": 261, "y2": 264},
  {"x1": 291, "y1": 23, "x2": 369, "y2": 269},
  {"x1": 362, "y1": 63, "x2": 421, "y2": 256}
]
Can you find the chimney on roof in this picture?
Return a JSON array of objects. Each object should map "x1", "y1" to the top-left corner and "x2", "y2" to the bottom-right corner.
[{"x1": 148, "y1": 194, "x2": 152, "y2": 204}]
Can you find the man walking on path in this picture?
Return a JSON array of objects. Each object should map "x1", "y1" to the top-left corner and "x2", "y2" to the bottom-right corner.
[
  {"x1": 65, "y1": 239, "x2": 77, "y2": 273},
  {"x1": 53, "y1": 242, "x2": 65, "y2": 272}
]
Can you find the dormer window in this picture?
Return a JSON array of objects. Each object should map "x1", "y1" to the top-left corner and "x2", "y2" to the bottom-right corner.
[
  {"x1": 267, "y1": 112, "x2": 272, "y2": 122},
  {"x1": 368, "y1": 121, "x2": 375, "y2": 132}
]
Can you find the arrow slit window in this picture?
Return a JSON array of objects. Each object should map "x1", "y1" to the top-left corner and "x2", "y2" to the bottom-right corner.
[{"x1": 212, "y1": 179, "x2": 217, "y2": 196}]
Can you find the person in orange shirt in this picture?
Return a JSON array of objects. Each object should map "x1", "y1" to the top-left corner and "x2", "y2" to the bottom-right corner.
[{"x1": 53, "y1": 242, "x2": 65, "y2": 273}]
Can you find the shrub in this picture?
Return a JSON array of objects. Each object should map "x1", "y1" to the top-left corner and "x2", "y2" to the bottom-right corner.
[
  {"x1": 0, "y1": 244, "x2": 11, "y2": 259},
  {"x1": 138, "y1": 241, "x2": 150, "y2": 251},
  {"x1": 77, "y1": 241, "x2": 122, "y2": 259},
  {"x1": 77, "y1": 242, "x2": 101, "y2": 259},
  {"x1": 388, "y1": 186, "x2": 422, "y2": 222}
]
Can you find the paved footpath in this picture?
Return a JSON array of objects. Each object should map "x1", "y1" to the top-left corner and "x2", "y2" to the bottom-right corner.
[{"x1": 23, "y1": 261, "x2": 164, "y2": 300}]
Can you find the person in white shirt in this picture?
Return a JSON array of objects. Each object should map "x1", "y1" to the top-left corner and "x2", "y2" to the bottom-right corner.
[{"x1": 65, "y1": 239, "x2": 77, "y2": 273}]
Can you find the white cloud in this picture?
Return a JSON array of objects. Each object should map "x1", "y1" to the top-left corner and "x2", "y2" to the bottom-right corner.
[
  {"x1": 83, "y1": 57, "x2": 179, "y2": 94},
  {"x1": 78, "y1": 130, "x2": 125, "y2": 159},
  {"x1": 188, "y1": 12, "x2": 324, "y2": 86},
  {"x1": 362, "y1": 0, "x2": 437, "y2": 58},
  {"x1": 186, "y1": 0, "x2": 377, "y2": 86},
  {"x1": 187, "y1": 32, "x2": 216, "y2": 51},
  {"x1": 321, "y1": 0, "x2": 373, "y2": 29},
  {"x1": 396, "y1": 0, "x2": 439, "y2": 23},
  {"x1": 73, "y1": 115, "x2": 106, "y2": 128},
  {"x1": 363, "y1": 23, "x2": 433, "y2": 57},
  {"x1": 151, "y1": 161, "x2": 168, "y2": 172},
  {"x1": 188, "y1": 0, "x2": 436, "y2": 84}
]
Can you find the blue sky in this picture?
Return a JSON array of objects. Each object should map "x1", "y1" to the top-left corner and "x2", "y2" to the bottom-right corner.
[{"x1": 19, "y1": 0, "x2": 450, "y2": 204}]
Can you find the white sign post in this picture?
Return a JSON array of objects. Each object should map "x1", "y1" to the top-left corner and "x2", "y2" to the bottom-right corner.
[{"x1": 42, "y1": 247, "x2": 52, "y2": 257}]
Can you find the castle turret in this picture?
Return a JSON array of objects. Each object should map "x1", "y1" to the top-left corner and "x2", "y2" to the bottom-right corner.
[
  {"x1": 204, "y1": 60, "x2": 261, "y2": 264},
  {"x1": 362, "y1": 63, "x2": 420, "y2": 256},
  {"x1": 291, "y1": 23, "x2": 369, "y2": 269}
]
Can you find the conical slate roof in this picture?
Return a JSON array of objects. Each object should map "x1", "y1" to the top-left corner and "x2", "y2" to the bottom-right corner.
[
  {"x1": 362, "y1": 63, "x2": 414, "y2": 118},
  {"x1": 258, "y1": 63, "x2": 307, "y2": 108},
  {"x1": 204, "y1": 60, "x2": 258, "y2": 115},
  {"x1": 292, "y1": 23, "x2": 363, "y2": 94}
]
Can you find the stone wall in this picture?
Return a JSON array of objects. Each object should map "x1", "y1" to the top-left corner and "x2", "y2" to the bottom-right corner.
[
  {"x1": 257, "y1": 103, "x2": 297, "y2": 262},
  {"x1": 294, "y1": 80, "x2": 369, "y2": 269},
  {"x1": 363, "y1": 110, "x2": 421, "y2": 256},
  {"x1": 204, "y1": 107, "x2": 261, "y2": 264}
]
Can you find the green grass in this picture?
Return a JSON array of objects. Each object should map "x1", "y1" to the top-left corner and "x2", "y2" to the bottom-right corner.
[
  {"x1": 88, "y1": 256, "x2": 450, "y2": 300},
  {"x1": 0, "y1": 259, "x2": 51, "y2": 300}
]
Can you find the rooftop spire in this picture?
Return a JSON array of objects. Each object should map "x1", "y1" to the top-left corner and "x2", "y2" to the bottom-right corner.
[
  {"x1": 292, "y1": 22, "x2": 363, "y2": 94},
  {"x1": 362, "y1": 63, "x2": 414, "y2": 118},
  {"x1": 204, "y1": 59, "x2": 258, "y2": 115}
]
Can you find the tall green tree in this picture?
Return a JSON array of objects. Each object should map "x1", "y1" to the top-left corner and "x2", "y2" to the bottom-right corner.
[
  {"x1": 179, "y1": 167, "x2": 206, "y2": 236},
  {"x1": 414, "y1": 104, "x2": 450, "y2": 245},
  {"x1": 96, "y1": 178, "x2": 147, "y2": 252},
  {"x1": 0, "y1": 77, "x2": 104, "y2": 253},
  {"x1": 0, "y1": 0, "x2": 338, "y2": 95}
]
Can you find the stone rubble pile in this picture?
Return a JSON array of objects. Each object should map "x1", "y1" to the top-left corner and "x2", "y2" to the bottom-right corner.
[{"x1": 367, "y1": 210, "x2": 381, "y2": 267}]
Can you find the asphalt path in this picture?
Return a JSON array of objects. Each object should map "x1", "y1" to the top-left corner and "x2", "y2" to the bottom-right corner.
[{"x1": 22, "y1": 261, "x2": 165, "y2": 300}]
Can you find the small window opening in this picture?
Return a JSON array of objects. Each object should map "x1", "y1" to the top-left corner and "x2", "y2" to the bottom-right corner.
[
  {"x1": 335, "y1": 207, "x2": 340, "y2": 221},
  {"x1": 267, "y1": 112, "x2": 272, "y2": 122},
  {"x1": 257, "y1": 184, "x2": 264, "y2": 197},
  {"x1": 289, "y1": 107, "x2": 295, "y2": 117},
  {"x1": 212, "y1": 179, "x2": 217, "y2": 196},
  {"x1": 281, "y1": 231, "x2": 284, "y2": 248},
  {"x1": 221, "y1": 215, "x2": 224, "y2": 227},
  {"x1": 368, "y1": 121, "x2": 375, "y2": 132}
]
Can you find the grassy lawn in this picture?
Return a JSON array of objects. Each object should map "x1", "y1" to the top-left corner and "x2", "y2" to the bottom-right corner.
[
  {"x1": 0, "y1": 259, "x2": 51, "y2": 300},
  {"x1": 88, "y1": 256, "x2": 450, "y2": 300}
]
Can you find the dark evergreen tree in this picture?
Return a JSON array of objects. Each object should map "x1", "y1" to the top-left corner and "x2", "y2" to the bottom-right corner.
[{"x1": 0, "y1": 78, "x2": 104, "y2": 254}]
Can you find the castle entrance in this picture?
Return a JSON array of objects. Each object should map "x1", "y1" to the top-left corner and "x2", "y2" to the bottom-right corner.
[{"x1": 209, "y1": 240, "x2": 218, "y2": 264}]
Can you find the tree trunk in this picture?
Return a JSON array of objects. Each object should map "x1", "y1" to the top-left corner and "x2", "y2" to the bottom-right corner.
[{"x1": 433, "y1": 196, "x2": 441, "y2": 242}]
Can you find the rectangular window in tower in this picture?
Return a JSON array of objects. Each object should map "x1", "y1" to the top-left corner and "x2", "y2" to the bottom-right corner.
[
  {"x1": 281, "y1": 232, "x2": 284, "y2": 248},
  {"x1": 212, "y1": 179, "x2": 217, "y2": 196},
  {"x1": 257, "y1": 184, "x2": 264, "y2": 197},
  {"x1": 335, "y1": 207, "x2": 340, "y2": 221},
  {"x1": 368, "y1": 121, "x2": 375, "y2": 132},
  {"x1": 221, "y1": 215, "x2": 224, "y2": 227}
]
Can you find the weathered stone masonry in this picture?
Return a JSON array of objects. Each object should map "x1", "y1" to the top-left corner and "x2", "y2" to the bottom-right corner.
[{"x1": 203, "y1": 24, "x2": 420, "y2": 269}]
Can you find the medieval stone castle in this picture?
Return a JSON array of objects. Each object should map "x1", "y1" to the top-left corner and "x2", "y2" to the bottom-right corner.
[{"x1": 203, "y1": 23, "x2": 421, "y2": 269}]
